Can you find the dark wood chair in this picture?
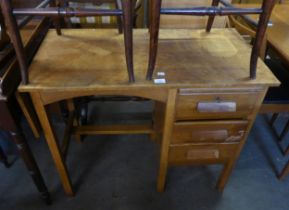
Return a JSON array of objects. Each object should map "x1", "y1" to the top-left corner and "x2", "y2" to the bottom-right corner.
[
  {"x1": 146, "y1": 0, "x2": 275, "y2": 80},
  {"x1": 1, "y1": 0, "x2": 136, "y2": 83},
  {"x1": 0, "y1": 0, "x2": 51, "y2": 204}
]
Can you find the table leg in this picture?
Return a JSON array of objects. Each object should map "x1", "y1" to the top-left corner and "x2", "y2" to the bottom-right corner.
[
  {"x1": 157, "y1": 89, "x2": 177, "y2": 192},
  {"x1": 216, "y1": 159, "x2": 235, "y2": 191},
  {"x1": 30, "y1": 92, "x2": 74, "y2": 196},
  {"x1": 15, "y1": 92, "x2": 41, "y2": 139}
]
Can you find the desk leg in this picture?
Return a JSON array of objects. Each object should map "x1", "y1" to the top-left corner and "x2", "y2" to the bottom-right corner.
[
  {"x1": 30, "y1": 92, "x2": 74, "y2": 196},
  {"x1": 15, "y1": 92, "x2": 41, "y2": 139},
  {"x1": 216, "y1": 159, "x2": 236, "y2": 191},
  {"x1": 157, "y1": 89, "x2": 177, "y2": 192}
]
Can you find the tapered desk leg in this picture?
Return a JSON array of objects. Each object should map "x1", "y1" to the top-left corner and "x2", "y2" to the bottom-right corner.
[
  {"x1": 157, "y1": 89, "x2": 177, "y2": 192},
  {"x1": 216, "y1": 159, "x2": 235, "y2": 191},
  {"x1": 146, "y1": 0, "x2": 162, "y2": 80},
  {"x1": 30, "y1": 92, "x2": 74, "y2": 196},
  {"x1": 16, "y1": 92, "x2": 41, "y2": 139}
]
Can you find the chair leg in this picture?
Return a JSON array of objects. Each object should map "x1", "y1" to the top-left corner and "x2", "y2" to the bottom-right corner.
[
  {"x1": 0, "y1": 100, "x2": 51, "y2": 204},
  {"x1": 279, "y1": 160, "x2": 289, "y2": 180},
  {"x1": 9, "y1": 130, "x2": 51, "y2": 204},
  {"x1": 0, "y1": 0, "x2": 29, "y2": 84},
  {"x1": 206, "y1": 0, "x2": 220, "y2": 32},
  {"x1": 67, "y1": 99, "x2": 82, "y2": 143},
  {"x1": 146, "y1": 0, "x2": 162, "y2": 80},
  {"x1": 270, "y1": 113, "x2": 279, "y2": 126},
  {"x1": 121, "y1": 0, "x2": 135, "y2": 83},
  {"x1": 49, "y1": 0, "x2": 62, "y2": 35},
  {"x1": 250, "y1": 0, "x2": 275, "y2": 79},
  {"x1": 279, "y1": 119, "x2": 289, "y2": 141},
  {"x1": 30, "y1": 92, "x2": 74, "y2": 196},
  {"x1": 115, "y1": 0, "x2": 123, "y2": 34},
  {"x1": 0, "y1": 145, "x2": 9, "y2": 168}
]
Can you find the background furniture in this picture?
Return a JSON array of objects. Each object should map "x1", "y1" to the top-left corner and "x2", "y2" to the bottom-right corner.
[
  {"x1": 229, "y1": 3, "x2": 289, "y2": 180},
  {"x1": 0, "y1": 5, "x2": 51, "y2": 204}
]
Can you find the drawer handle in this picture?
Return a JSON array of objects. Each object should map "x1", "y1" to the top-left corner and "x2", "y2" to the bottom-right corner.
[{"x1": 197, "y1": 101, "x2": 236, "y2": 113}]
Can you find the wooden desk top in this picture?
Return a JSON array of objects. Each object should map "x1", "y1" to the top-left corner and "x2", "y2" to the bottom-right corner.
[{"x1": 19, "y1": 28, "x2": 279, "y2": 92}]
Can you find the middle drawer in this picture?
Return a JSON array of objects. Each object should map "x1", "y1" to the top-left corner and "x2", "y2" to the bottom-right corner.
[{"x1": 171, "y1": 120, "x2": 248, "y2": 144}]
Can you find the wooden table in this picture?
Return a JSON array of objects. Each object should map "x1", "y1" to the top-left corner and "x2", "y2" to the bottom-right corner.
[{"x1": 18, "y1": 28, "x2": 279, "y2": 196}]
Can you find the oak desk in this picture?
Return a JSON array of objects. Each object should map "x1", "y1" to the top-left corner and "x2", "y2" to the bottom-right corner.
[{"x1": 18, "y1": 29, "x2": 279, "y2": 196}]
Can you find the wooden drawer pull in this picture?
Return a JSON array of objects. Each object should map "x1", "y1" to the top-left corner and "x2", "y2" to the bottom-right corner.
[{"x1": 197, "y1": 101, "x2": 236, "y2": 113}]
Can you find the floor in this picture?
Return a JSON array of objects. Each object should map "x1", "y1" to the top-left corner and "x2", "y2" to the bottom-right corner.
[{"x1": 1, "y1": 99, "x2": 289, "y2": 210}]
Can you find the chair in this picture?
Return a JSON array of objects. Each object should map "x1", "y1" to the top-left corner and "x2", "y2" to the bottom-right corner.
[
  {"x1": 1, "y1": 0, "x2": 136, "y2": 83},
  {"x1": 0, "y1": 0, "x2": 51, "y2": 204},
  {"x1": 147, "y1": 0, "x2": 275, "y2": 80}
]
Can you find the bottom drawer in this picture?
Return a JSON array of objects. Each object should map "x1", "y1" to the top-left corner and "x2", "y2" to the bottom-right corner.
[{"x1": 168, "y1": 143, "x2": 239, "y2": 165}]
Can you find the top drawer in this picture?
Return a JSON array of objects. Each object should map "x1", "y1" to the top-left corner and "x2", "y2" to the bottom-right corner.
[{"x1": 175, "y1": 88, "x2": 263, "y2": 120}]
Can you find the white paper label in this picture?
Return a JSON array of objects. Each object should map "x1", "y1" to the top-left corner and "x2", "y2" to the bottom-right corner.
[
  {"x1": 157, "y1": 72, "x2": 166, "y2": 76},
  {"x1": 154, "y1": 78, "x2": 166, "y2": 84}
]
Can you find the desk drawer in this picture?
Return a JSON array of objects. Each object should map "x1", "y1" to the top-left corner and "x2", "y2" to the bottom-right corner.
[
  {"x1": 168, "y1": 143, "x2": 239, "y2": 165},
  {"x1": 175, "y1": 89, "x2": 261, "y2": 120},
  {"x1": 172, "y1": 120, "x2": 248, "y2": 144}
]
